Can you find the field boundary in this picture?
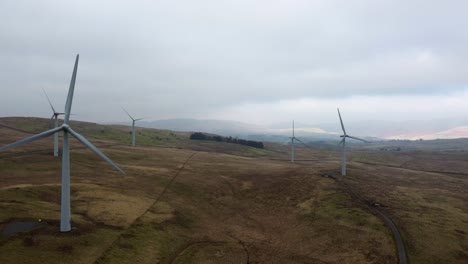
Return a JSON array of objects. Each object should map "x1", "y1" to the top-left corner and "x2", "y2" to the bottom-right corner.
[
  {"x1": 354, "y1": 160, "x2": 468, "y2": 178},
  {"x1": 0, "y1": 124, "x2": 36, "y2": 134}
]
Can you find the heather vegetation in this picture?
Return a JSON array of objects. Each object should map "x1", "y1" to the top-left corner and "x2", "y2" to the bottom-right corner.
[{"x1": 0, "y1": 117, "x2": 467, "y2": 263}]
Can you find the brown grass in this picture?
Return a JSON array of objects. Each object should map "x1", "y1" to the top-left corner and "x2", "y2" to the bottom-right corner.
[
  {"x1": 343, "y1": 156, "x2": 468, "y2": 264},
  {"x1": 1, "y1": 117, "x2": 466, "y2": 263}
]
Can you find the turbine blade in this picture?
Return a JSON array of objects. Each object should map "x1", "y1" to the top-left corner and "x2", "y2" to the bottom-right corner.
[
  {"x1": 134, "y1": 118, "x2": 144, "y2": 121},
  {"x1": 42, "y1": 88, "x2": 57, "y2": 113},
  {"x1": 347, "y1": 135, "x2": 369, "y2": 143},
  {"x1": 121, "y1": 107, "x2": 134, "y2": 120},
  {"x1": 67, "y1": 127, "x2": 126, "y2": 175},
  {"x1": 295, "y1": 138, "x2": 309, "y2": 148},
  {"x1": 338, "y1": 138, "x2": 345, "y2": 146},
  {"x1": 49, "y1": 114, "x2": 56, "y2": 128},
  {"x1": 0, "y1": 126, "x2": 63, "y2": 152},
  {"x1": 64, "y1": 54, "x2": 79, "y2": 124},
  {"x1": 337, "y1": 108, "x2": 346, "y2": 135}
]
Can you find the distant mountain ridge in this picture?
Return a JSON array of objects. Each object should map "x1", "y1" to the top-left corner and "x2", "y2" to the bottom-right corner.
[
  {"x1": 3, "y1": 116, "x2": 468, "y2": 142},
  {"x1": 109, "y1": 118, "x2": 362, "y2": 143},
  {"x1": 140, "y1": 118, "x2": 266, "y2": 134},
  {"x1": 107, "y1": 118, "x2": 468, "y2": 142},
  {"x1": 392, "y1": 126, "x2": 468, "y2": 140}
]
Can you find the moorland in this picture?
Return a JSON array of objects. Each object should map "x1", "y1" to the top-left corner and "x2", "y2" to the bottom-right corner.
[{"x1": 0, "y1": 117, "x2": 467, "y2": 264}]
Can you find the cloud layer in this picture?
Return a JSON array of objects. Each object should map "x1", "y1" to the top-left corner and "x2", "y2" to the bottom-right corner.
[{"x1": 1, "y1": 0, "x2": 468, "y2": 125}]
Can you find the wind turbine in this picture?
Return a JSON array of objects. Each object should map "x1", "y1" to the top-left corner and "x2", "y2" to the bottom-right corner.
[
  {"x1": 0, "y1": 54, "x2": 125, "y2": 232},
  {"x1": 337, "y1": 108, "x2": 368, "y2": 176},
  {"x1": 122, "y1": 107, "x2": 143, "y2": 146},
  {"x1": 42, "y1": 88, "x2": 64, "y2": 157},
  {"x1": 289, "y1": 120, "x2": 309, "y2": 162}
]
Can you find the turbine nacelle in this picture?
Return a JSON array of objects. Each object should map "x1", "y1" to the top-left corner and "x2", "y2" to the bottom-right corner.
[
  {"x1": 122, "y1": 107, "x2": 143, "y2": 122},
  {"x1": 122, "y1": 107, "x2": 143, "y2": 146},
  {"x1": 337, "y1": 108, "x2": 369, "y2": 176},
  {"x1": 289, "y1": 120, "x2": 310, "y2": 162}
]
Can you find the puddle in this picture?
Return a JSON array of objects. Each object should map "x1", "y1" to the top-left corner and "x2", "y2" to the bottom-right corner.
[{"x1": 1, "y1": 221, "x2": 48, "y2": 238}]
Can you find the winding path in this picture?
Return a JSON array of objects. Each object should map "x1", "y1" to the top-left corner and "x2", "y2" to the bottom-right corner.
[
  {"x1": 371, "y1": 207, "x2": 408, "y2": 264},
  {"x1": 336, "y1": 177, "x2": 408, "y2": 264}
]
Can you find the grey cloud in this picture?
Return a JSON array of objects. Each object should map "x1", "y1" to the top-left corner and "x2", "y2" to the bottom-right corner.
[{"x1": 1, "y1": 0, "x2": 468, "y2": 122}]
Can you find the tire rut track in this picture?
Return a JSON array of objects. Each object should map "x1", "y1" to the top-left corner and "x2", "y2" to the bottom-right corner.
[{"x1": 93, "y1": 152, "x2": 198, "y2": 264}]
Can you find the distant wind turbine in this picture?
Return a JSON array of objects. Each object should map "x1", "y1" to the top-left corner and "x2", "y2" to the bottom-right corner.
[
  {"x1": 0, "y1": 54, "x2": 125, "y2": 232},
  {"x1": 42, "y1": 88, "x2": 64, "y2": 157},
  {"x1": 337, "y1": 108, "x2": 369, "y2": 176},
  {"x1": 289, "y1": 120, "x2": 309, "y2": 162},
  {"x1": 122, "y1": 107, "x2": 143, "y2": 146}
]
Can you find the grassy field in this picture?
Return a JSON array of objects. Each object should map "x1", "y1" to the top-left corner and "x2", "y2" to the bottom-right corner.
[
  {"x1": 343, "y1": 148, "x2": 468, "y2": 263},
  {"x1": 0, "y1": 117, "x2": 467, "y2": 263}
]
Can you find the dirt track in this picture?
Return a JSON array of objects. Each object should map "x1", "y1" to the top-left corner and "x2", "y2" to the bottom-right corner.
[{"x1": 334, "y1": 175, "x2": 408, "y2": 264}]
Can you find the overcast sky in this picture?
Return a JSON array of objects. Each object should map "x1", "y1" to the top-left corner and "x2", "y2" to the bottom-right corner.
[{"x1": 1, "y1": 0, "x2": 468, "y2": 127}]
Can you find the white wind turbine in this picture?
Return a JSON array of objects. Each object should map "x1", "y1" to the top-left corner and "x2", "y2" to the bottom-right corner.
[
  {"x1": 122, "y1": 107, "x2": 143, "y2": 147},
  {"x1": 0, "y1": 54, "x2": 125, "y2": 232},
  {"x1": 337, "y1": 108, "x2": 369, "y2": 176},
  {"x1": 42, "y1": 88, "x2": 64, "y2": 157},
  {"x1": 289, "y1": 120, "x2": 309, "y2": 162}
]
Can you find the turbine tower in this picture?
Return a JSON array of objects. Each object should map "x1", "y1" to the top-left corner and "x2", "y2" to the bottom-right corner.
[
  {"x1": 122, "y1": 107, "x2": 143, "y2": 146},
  {"x1": 42, "y1": 88, "x2": 64, "y2": 157},
  {"x1": 337, "y1": 108, "x2": 368, "y2": 176},
  {"x1": 0, "y1": 54, "x2": 125, "y2": 232},
  {"x1": 289, "y1": 120, "x2": 309, "y2": 162},
  {"x1": 291, "y1": 120, "x2": 296, "y2": 162}
]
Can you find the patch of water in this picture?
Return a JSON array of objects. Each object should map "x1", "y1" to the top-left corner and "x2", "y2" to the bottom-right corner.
[{"x1": 1, "y1": 221, "x2": 48, "y2": 238}]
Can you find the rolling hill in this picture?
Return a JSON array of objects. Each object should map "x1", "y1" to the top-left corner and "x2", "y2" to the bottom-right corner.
[{"x1": 0, "y1": 117, "x2": 466, "y2": 264}]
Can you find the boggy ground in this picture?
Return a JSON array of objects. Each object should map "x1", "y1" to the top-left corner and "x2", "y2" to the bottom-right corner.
[
  {"x1": 1, "y1": 118, "x2": 467, "y2": 263},
  {"x1": 0, "y1": 118, "x2": 395, "y2": 264}
]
